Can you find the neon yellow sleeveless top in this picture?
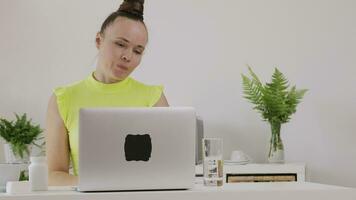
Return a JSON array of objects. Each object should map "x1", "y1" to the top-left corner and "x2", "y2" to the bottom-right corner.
[{"x1": 54, "y1": 74, "x2": 163, "y2": 176}]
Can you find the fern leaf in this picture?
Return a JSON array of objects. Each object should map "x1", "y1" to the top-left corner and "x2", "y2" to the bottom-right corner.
[
  {"x1": 242, "y1": 74, "x2": 266, "y2": 118},
  {"x1": 242, "y1": 66, "x2": 307, "y2": 125}
]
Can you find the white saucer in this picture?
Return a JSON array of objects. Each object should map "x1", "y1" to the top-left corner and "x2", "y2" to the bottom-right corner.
[{"x1": 224, "y1": 160, "x2": 250, "y2": 165}]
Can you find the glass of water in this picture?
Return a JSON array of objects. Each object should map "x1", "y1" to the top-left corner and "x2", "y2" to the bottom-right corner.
[{"x1": 203, "y1": 138, "x2": 223, "y2": 186}]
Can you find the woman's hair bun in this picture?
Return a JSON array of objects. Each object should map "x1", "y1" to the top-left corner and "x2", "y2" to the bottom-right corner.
[{"x1": 118, "y1": 0, "x2": 145, "y2": 21}]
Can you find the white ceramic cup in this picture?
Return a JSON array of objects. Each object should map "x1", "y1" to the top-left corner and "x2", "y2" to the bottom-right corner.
[
  {"x1": 230, "y1": 150, "x2": 250, "y2": 162},
  {"x1": 0, "y1": 163, "x2": 28, "y2": 192}
]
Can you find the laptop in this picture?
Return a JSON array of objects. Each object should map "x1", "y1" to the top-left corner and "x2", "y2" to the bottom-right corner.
[{"x1": 77, "y1": 107, "x2": 196, "y2": 192}]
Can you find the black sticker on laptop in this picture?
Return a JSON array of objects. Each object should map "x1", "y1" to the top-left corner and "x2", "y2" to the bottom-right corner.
[{"x1": 124, "y1": 134, "x2": 152, "y2": 161}]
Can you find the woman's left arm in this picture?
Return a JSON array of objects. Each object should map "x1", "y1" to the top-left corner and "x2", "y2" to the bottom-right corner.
[{"x1": 153, "y1": 93, "x2": 169, "y2": 107}]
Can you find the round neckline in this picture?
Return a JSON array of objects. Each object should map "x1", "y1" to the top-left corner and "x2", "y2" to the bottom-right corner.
[{"x1": 85, "y1": 72, "x2": 130, "y2": 93}]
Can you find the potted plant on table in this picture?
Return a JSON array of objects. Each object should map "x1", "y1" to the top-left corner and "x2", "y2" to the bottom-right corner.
[
  {"x1": 241, "y1": 67, "x2": 307, "y2": 163},
  {"x1": 0, "y1": 113, "x2": 43, "y2": 164}
]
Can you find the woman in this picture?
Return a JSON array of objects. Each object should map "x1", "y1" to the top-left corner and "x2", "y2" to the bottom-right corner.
[{"x1": 45, "y1": 0, "x2": 169, "y2": 186}]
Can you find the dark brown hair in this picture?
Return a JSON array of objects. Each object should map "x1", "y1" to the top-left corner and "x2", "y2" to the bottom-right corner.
[{"x1": 100, "y1": 0, "x2": 145, "y2": 34}]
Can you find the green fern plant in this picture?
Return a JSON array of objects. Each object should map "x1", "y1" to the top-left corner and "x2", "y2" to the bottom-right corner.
[
  {"x1": 241, "y1": 67, "x2": 307, "y2": 161},
  {"x1": 0, "y1": 113, "x2": 43, "y2": 160}
]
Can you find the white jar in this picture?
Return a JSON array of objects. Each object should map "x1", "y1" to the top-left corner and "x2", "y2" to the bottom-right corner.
[{"x1": 29, "y1": 156, "x2": 48, "y2": 191}]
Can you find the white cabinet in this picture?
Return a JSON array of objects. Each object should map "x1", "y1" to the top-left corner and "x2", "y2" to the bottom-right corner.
[{"x1": 196, "y1": 163, "x2": 305, "y2": 183}]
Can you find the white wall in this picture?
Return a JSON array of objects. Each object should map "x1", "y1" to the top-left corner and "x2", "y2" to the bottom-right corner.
[{"x1": 1, "y1": 0, "x2": 355, "y2": 187}]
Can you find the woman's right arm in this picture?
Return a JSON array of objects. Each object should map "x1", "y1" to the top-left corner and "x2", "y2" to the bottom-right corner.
[{"x1": 45, "y1": 94, "x2": 78, "y2": 186}]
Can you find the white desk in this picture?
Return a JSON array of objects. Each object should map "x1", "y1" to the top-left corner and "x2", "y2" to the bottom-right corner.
[{"x1": 0, "y1": 182, "x2": 355, "y2": 200}]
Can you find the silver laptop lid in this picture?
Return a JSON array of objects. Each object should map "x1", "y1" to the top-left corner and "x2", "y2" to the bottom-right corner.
[{"x1": 78, "y1": 107, "x2": 196, "y2": 191}]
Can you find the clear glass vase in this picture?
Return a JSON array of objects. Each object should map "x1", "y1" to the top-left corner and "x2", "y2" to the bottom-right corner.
[
  {"x1": 268, "y1": 123, "x2": 285, "y2": 163},
  {"x1": 4, "y1": 143, "x2": 31, "y2": 164}
]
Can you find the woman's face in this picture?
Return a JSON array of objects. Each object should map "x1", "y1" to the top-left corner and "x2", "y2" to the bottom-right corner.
[{"x1": 96, "y1": 17, "x2": 148, "y2": 83}]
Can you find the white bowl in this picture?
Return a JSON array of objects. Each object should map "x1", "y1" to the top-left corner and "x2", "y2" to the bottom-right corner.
[{"x1": 0, "y1": 163, "x2": 28, "y2": 192}]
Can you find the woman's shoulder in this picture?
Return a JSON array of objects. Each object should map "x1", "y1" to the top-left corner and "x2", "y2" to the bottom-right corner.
[
  {"x1": 128, "y1": 77, "x2": 163, "y2": 90},
  {"x1": 53, "y1": 79, "x2": 86, "y2": 96},
  {"x1": 128, "y1": 77, "x2": 164, "y2": 106}
]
